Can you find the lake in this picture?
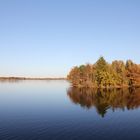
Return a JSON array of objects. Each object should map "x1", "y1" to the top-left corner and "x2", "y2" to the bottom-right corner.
[{"x1": 0, "y1": 80, "x2": 140, "y2": 140}]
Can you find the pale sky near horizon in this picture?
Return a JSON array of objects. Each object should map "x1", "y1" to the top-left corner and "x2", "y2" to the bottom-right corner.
[{"x1": 0, "y1": 0, "x2": 140, "y2": 77}]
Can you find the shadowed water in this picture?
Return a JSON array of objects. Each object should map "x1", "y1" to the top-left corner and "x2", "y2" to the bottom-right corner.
[{"x1": 0, "y1": 80, "x2": 140, "y2": 140}]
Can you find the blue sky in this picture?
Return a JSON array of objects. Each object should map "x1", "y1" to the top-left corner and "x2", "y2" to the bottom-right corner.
[{"x1": 0, "y1": 0, "x2": 140, "y2": 77}]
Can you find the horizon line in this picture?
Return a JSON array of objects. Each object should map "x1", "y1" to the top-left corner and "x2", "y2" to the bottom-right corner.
[{"x1": 0, "y1": 76, "x2": 67, "y2": 80}]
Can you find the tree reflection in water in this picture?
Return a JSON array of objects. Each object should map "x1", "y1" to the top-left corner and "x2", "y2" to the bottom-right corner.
[{"x1": 67, "y1": 87, "x2": 140, "y2": 117}]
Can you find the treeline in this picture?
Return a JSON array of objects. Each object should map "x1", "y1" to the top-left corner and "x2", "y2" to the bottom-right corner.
[
  {"x1": 67, "y1": 57, "x2": 140, "y2": 88},
  {"x1": 0, "y1": 77, "x2": 66, "y2": 81}
]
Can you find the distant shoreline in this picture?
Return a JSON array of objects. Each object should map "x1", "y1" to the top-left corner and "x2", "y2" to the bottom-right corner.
[{"x1": 0, "y1": 77, "x2": 66, "y2": 80}]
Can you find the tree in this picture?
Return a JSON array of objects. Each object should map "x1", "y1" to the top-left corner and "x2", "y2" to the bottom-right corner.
[
  {"x1": 67, "y1": 66, "x2": 80, "y2": 86},
  {"x1": 126, "y1": 60, "x2": 140, "y2": 87},
  {"x1": 95, "y1": 57, "x2": 108, "y2": 72},
  {"x1": 112, "y1": 60, "x2": 127, "y2": 86},
  {"x1": 67, "y1": 57, "x2": 140, "y2": 88}
]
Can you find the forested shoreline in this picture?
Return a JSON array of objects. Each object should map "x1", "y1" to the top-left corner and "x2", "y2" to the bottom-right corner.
[
  {"x1": 67, "y1": 57, "x2": 140, "y2": 88},
  {"x1": 0, "y1": 77, "x2": 66, "y2": 81}
]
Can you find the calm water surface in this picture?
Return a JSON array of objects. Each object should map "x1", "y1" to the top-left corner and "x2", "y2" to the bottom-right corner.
[{"x1": 0, "y1": 80, "x2": 140, "y2": 140}]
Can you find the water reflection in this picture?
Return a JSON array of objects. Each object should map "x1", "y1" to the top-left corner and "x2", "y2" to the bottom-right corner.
[
  {"x1": 0, "y1": 79, "x2": 23, "y2": 83},
  {"x1": 67, "y1": 87, "x2": 140, "y2": 117}
]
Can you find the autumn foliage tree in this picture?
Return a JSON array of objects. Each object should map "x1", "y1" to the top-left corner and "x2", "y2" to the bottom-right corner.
[{"x1": 67, "y1": 57, "x2": 140, "y2": 88}]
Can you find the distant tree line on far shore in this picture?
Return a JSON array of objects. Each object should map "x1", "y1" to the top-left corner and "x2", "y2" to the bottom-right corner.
[{"x1": 67, "y1": 57, "x2": 140, "y2": 88}]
